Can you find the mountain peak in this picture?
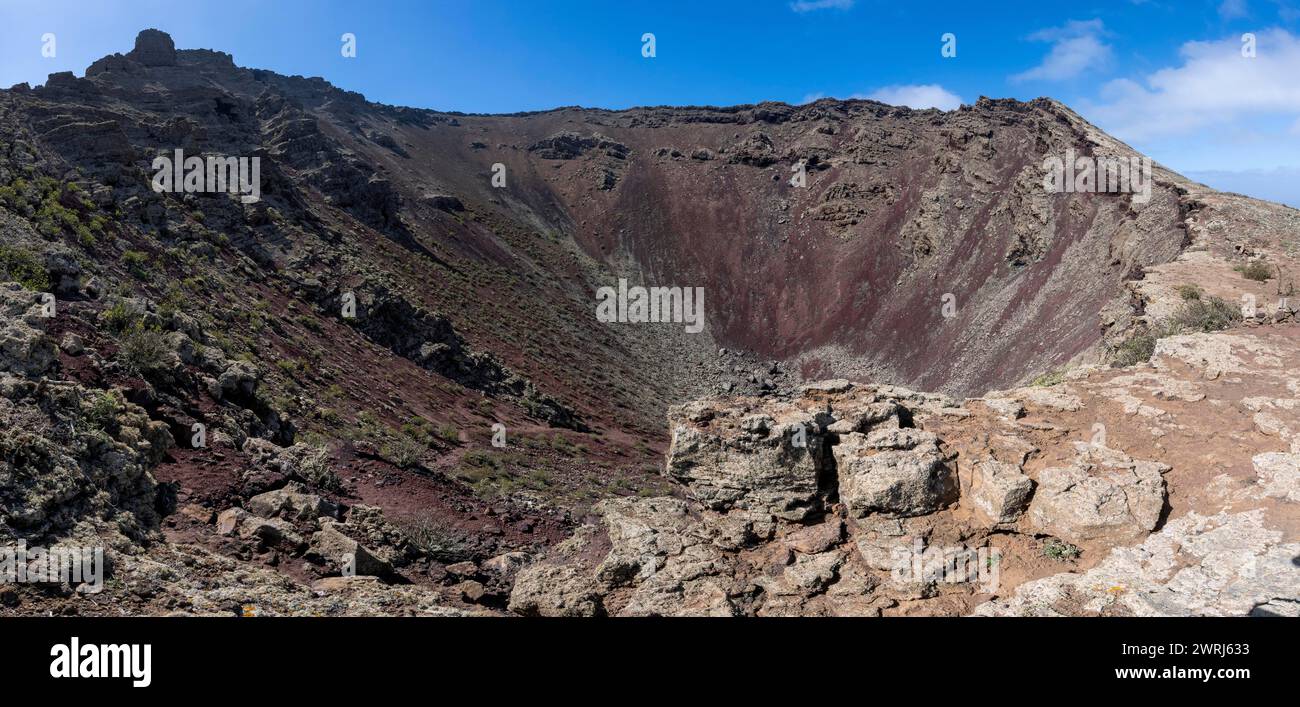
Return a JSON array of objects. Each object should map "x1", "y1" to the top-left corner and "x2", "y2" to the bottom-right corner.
[{"x1": 128, "y1": 28, "x2": 176, "y2": 67}]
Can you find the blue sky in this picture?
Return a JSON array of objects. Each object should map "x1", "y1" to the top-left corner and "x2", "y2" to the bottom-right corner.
[{"x1": 4, "y1": 0, "x2": 1300, "y2": 205}]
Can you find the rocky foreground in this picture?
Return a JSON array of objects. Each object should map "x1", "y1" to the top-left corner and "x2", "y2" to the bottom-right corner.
[{"x1": 508, "y1": 339, "x2": 1300, "y2": 616}]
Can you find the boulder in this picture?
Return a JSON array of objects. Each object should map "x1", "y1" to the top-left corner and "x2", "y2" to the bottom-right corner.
[
  {"x1": 216, "y1": 507, "x2": 247, "y2": 536},
  {"x1": 239, "y1": 516, "x2": 305, "y2": 551},
  {"x1": 834, "y1": 428, "x2": 956, "y2": 517},
  {"x1": 481, "y1": 551, "x2": 531, "y2": 578},
  {"x1": 247, "y1": 481, "x2": 337, "y2": 521},
  {"x1": 1029, "y1": 444, "x2": 1167, "y2": 545},
  {"x1": 665, "y1": 399, "x2": 831, "y2": 520},
  {"x1": 444, "y1": 561, "x2": 478, "y2": 579},
  {"x1": 970, "y1": 460, "x2": 1034, "y2": 525},
  {"x1": 782, "y1": 550, "x2": 844, "y2": 592},
  {"x1": 217, "y1": 360, "x2": 260, "y2": 400},
  {"x1": 307, "y1": 524, "x2": 393, "y2": 577},
  {"x1": 1252, "y1": 452, "x2": 1300, "y2": 502},
  {"x1": 0, "y1": 285, "x2": 57, "y2": 377},
  {"x1": 507, "y1": 564, "x2": 602, "y2": 617}
]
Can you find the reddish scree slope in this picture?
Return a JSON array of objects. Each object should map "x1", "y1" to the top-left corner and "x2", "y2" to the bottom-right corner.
[{"x1": 364, "y1": 99, "x2": 1191, "y2": 396}]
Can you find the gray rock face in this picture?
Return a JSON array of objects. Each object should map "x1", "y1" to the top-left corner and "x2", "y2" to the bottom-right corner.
[
  {"x1": 419, "y1": 193, "x2": 463, "y2": 212},
  {"x1": 0, "y1": 285, "x2": 57, "y2": 377},
  {"x1": 835, "y1": 428, "x2": 956, "y2": 518},
  {"x1": 666, "y1": 399, "x2": 831, "y2": 521},
  {"x1": 975, "y1": 509, "x2": 1300, "y2": 616},
  {"x1": 1252, "y1": 452, "x2": 1300, "y2": 502},
  {"x1": 0, "y1": 374, "x2": 172, "y2": 538},
  {"x1": 128, "y1": 29, "x2": 176, "y2": 67},
  {"x1": 507, "y1": 564, "x2": 603, "y2": 617},
  {"x1": 1029, "y1": 444, "x2": 1167, "y2": 545}
]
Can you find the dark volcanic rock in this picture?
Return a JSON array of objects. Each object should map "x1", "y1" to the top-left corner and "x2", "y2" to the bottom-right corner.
[{"x1": 128, "y1": 28, "x2": 177, "y2": 67}]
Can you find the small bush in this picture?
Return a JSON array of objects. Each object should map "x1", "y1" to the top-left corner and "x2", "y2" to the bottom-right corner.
[
  {"x1": 1234, "y1": 258, "x2": 1273, "y2": 282},
  {"x1": 1030, "y1": 370, "x2": 1065, "y2": 387},
  {"x1": 122, "y1": 250, "x2": 151, "y2": 278},
  {"x1": 1164, "y1": 295, "x2": 1242, "y2": 334},
  {"x1": 381, "y1": 434, "x2": 427, "y2": 469},
  {"x1": 1111, "y1": 330, "x2": 1157, "y2": 368},
  {"x1": 82, "y1": 391, "x2": 121, "y2": 432},
  {"x1": 299, "y1": 446, "x2": 341, "y2": 491},
  {"x1": 118, "y1": 324, "x2": 172, "y2": 376},
  {"x1": 1175, "y1": 283, "x2": 1202, "y2": 301},
  {"x1": 1112, "y1": 294, "x2": 1241, "y2": 368},
  {"x1": 1042, "y1": 538, "x2": 1081, "y2": 562},
  {"x1": 396, "y1": 516, "x2": 472, "y2": 562},
  {"x1": 0, "y1": 245, "x2": 50, "y2": 291},
  {"x1": 454, "y1": 450, "x2": 504, "y2": 484},
  {"x1": 101, "y1": 301, "x2": 136, "y2": 333},
  {"x1": 550, "y1": 434, "x2": 581, "y2": 456}
]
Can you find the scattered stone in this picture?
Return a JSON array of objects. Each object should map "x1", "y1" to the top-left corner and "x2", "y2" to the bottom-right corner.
[
  {"x1": 970, "y1": 460, "x2": 1034, "y2": 525},
  {"x1": 307, "y1": 524, "x2": 394, "y2": 578},
  {"x1": 59, "y1": 333, "x2": 84, "y2": 355}
]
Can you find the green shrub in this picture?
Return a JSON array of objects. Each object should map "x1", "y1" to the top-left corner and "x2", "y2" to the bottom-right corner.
[
  {"x1": 1112, "y1": 295, "x2": 1241, "y2": 368},
  {"x1": 1042, "y1": 538, "x2": 1081, "y2": 562},
  {"x1": 122, "y1": 250, "x2": 151, "y2": 278},
  {"x1": 1175, "y1": 283, "x2": 1202, "y2": 301},
  {"x1": 1164, "y1": 295, "x2": 1242, "y2": 334},
  {"x1": 299, "y1": 446, "x2": 341, "y2": 491},
  {"x1": 118, "y1": 324, "x2": 172, "y2": 376},
  {"x1": 550, "y1": 433, "x2": 581, "y2": 456},
  {"x1": 1234, "y1": 258, "x2": 1273, "y2": 282},
  {"x1": 454, "y1": 450, "x2": 504, "y2": 484},
  {"x1": 435, "y1": 424, "x2": 459, "y2": 444},
  {"x1": 1030, "y1": 370, "x2": 1065, "y2": 387},
  {"x1": 0, "y1": 245, "x2": 50, "y2": 291},
  {"x1": 381, "y1": 434, "x2": 427, "y2": 469},
  {"x1": 1112, "y1": 330, "x2": 1157, "y2": 368},
  {"x1": 82, "y1": 391, "x2": 121, "y2": 432},
  {"x1": 396, "y1": 516, "x2": 472, "y2": 562},
  {"x1": 101, "y1": 301, "x2": 136, "y2": 332}
]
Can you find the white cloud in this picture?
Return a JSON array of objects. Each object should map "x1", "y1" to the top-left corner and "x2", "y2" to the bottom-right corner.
[
  {"x1": 860, "y1": 84, "x2": 963, "y2": 111},
  {"x1": 1082, "y1": 28, "x2": 1300, "y2": 141},
  {"x1": 1219, "y1": 0, "x2": 1249, "y2": 19},
  {"x1": 1012, "y1": 19, "x2": 1113, "y2": 82},
  {"x1": 790, "y1": 0, "x2": 854, "y2": 13}
]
